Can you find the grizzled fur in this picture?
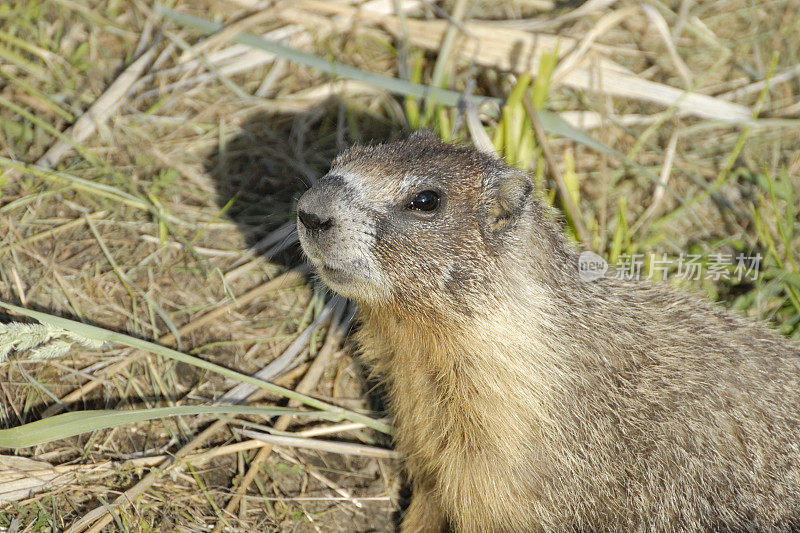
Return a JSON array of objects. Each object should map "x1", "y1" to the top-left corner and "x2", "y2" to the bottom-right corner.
[{"x1": 296, "y1": 130, "x2": 800, "y2": 532}]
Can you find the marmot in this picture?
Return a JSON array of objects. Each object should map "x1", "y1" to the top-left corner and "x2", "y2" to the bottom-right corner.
[{"x1": 296, "y1": 130, "x2": 800, "y2": 532}]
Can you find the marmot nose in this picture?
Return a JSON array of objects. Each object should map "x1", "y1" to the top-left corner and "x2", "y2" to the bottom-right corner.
[
  {"x1": 297, "y1": 174, "x2": 344, "y2": 233},
  {"x1": 298, "y1": 209, "x2": 333, "y2": 231}
]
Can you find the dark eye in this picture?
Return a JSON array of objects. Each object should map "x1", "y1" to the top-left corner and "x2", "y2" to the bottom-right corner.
[{"x1": 406, "y1": 190, "x2": 440, "y2": 212}]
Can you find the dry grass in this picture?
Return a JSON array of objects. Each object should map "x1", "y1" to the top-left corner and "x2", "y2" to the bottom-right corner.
[{"x1": 0, "y1": 0, "x2": 798, "y2": 530}]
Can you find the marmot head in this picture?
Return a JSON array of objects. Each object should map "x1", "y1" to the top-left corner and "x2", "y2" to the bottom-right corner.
[{"x1": 296, "y1": 130, "x2": 568, "y2": 313}]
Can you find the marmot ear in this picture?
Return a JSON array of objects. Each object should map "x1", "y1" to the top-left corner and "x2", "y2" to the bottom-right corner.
[{"x1": 479, "y1": 169, "x2": 533, "y2": 242}]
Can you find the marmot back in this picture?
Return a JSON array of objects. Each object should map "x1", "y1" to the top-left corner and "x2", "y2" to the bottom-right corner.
[{"x1": 296, "y1": 130, "x2": 800, "y2": 532}]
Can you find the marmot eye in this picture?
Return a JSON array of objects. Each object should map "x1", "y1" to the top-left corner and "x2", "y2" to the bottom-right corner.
[{"x1": 406, "y1": 190, "x2": 440, "y2": 212}]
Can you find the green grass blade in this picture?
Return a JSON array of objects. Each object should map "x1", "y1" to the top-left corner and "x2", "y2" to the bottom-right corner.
[
  {"x1": 0, "y1": 301, "x2": 394, "y2": 435},
  {"x1": 155, "y1": 5, "x2": 627, "y2": 162},
  {"x1": 610, "y1": 196, "x2": 629, "y2": 264},
  {"x1": 0, "y1": 69, "x2": 74, "y2": 122},
  {"x1": 0, "y1": 157, "x2": 150, "y2": 210},
  {"x1": 532, "y1": 49, "x2": 558, "y2": 111},
  {"x1": 534, "y1": 110, "x2": 628, "y2": 162},
  {"x1": 0, "y1": 95, "x2": 99, "y2": 166},
  {"x1": 155, "y1": 5, "x2": 493, "y2": 109},
  {"x1": 0, "y1": 406, "x2": 336, "y2": 449}
]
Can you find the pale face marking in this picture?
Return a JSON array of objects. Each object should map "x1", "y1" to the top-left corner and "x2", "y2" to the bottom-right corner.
[{"x1": 301, "y1": 166, "x2": 396, "y2": 303}]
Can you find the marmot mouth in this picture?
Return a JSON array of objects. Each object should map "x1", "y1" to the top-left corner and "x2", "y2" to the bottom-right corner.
[
  {"x1": 320, "y1": 263, "x2": 344, "y2": 274},
  {"x1": 320, "y1": 263, "x2": 355, "y2": 284}
]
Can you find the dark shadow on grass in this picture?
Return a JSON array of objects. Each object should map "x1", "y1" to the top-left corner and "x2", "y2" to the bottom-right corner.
[
  {"x1": 204, "y1": 96, "x2": 408, "y2": 530},
  {"x1": 204, "y1": 96, "x2": 406, "y2": 268},
  {"x1": 202, "y1": 95, "x2": 402, "y2": 422}
]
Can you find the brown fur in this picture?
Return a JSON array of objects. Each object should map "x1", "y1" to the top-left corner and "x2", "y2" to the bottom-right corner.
[{"x1": 296, "y1": 131, "x2": 800, "y2": 532}]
